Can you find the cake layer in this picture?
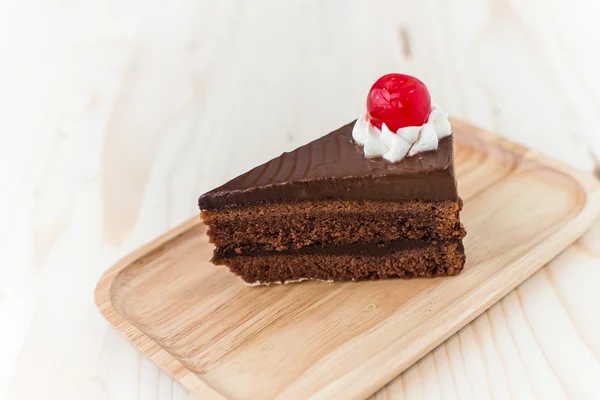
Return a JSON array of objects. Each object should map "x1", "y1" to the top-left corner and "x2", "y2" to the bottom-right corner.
[
  {"x1": 198, "y1": 123, "x2": 458, "y2": 210},
  {"x1": 202, "y1": 199, "x2": 465, "y2": 254},
  {"x1": 214, "y1": 240, "x2": 465, "y2": 284}
]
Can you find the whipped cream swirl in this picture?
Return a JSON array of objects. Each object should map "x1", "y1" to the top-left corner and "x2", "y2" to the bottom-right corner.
[{"x1": 352, "y1": 103, "x2": 452, "y2": 163}]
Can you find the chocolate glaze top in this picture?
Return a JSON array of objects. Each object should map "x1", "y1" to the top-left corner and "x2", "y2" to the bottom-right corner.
[{"x1": 199, "y1": 121, "x2": 458, "y2": 210}]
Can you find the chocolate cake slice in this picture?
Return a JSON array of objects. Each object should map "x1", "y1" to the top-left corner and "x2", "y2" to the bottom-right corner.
[{"x1": 199, "y1": 73, "x2": 466, "y2": 285}]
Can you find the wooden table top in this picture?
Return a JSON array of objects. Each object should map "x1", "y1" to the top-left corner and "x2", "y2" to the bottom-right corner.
[{"x1": 2, "y1": 0, "x2": 600, "y2": 399}]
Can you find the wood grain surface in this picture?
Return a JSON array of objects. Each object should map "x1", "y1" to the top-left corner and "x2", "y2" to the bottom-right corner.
[
  {"x1": 95, "y1": 121, "x2": 600, "y2": 399},
  {"x1": 3, "y1": 0, "x2": 600, "y2": 399}
]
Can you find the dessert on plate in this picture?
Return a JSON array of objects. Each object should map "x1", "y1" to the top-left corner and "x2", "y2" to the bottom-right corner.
[{"x1": 199, "y1": 73, "x2": 466, "y2": 285}]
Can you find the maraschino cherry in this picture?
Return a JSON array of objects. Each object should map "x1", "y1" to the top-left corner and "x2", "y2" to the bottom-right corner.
[{"x1": 367, "y1": 73, "x2": 431, "y2": 132}]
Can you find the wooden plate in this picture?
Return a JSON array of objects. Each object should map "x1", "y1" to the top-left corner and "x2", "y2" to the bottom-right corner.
[{"x1": 95, "y1": 120, "x2": 600, "y2": 400}]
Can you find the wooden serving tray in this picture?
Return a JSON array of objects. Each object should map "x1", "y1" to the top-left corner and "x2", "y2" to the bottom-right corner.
[{"x1": 95, "y1": 120, "x2": 600, "y2": 400}]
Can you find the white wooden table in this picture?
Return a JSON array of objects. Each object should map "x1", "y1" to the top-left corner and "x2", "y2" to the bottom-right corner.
[{"x1": 3, "y1": 0, "x2": 600, "y2": 399}]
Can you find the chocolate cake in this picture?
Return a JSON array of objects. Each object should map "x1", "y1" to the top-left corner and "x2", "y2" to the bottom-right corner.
[{"x1": 199, "y1": 73, "x2": 466, "y2": 285}]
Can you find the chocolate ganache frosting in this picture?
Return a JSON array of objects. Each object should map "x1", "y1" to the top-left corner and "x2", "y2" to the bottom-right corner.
[{"x1": 198, "y1": 121, "x2": 458, "y2": 210}]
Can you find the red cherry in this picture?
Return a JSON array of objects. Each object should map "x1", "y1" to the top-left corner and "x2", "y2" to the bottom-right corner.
[{"x1": 366, "y1": 73, "x2": 431, "y2": 132}]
